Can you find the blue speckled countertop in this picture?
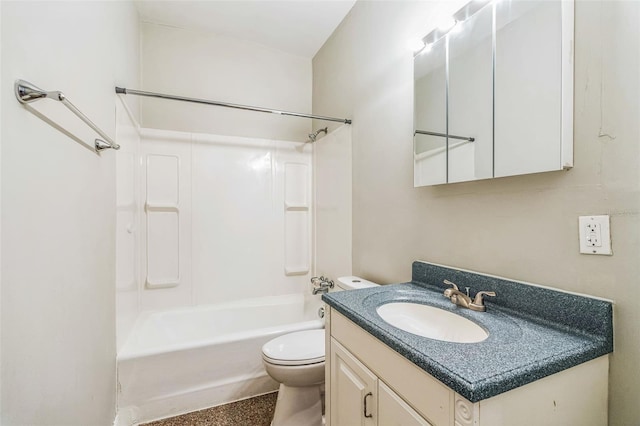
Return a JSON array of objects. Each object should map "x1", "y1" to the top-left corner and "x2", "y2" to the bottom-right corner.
[{"x1": 322, "y1": 262, "x2": 613, "y2": 403}]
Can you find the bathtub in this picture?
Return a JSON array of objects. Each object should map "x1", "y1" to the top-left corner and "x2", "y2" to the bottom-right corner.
[{"x1": 116, "y1": 294, "x2": 323, "y2": 425}]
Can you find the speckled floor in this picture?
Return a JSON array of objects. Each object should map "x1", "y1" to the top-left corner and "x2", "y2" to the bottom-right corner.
[{"x1": 143, "y1": 392, "x2": 277, "y2": 426}]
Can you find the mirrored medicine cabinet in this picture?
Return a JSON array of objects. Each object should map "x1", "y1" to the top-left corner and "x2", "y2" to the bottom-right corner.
[{"x1": 414, "y1": 0, "x2": 574, "y2": 187}]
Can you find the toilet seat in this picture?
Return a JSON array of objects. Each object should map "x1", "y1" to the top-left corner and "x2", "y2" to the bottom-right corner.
[{"x1": 262, "y1": 329, "x2": 325, "y2": 366}]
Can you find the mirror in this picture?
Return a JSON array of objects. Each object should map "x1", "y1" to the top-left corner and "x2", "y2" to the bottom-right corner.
[
  {"x1": 414, "y1": 0, "x2": 573, "y2": 186},
  {"x1": 414, "y1": 37, "x2": 447, "y2": 186},
  {"x1": 448, "y1": 3, "x2": 493, "y2": 183},
  {"x1": 495, "y1": 0, "x2": 563, "y2": 177}
]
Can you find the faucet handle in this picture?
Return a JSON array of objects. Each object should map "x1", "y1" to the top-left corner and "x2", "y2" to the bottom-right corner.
[
  {"x1": 470, "y1": 291, "x2": 496, "y2": 312},
  {"x1": 443, "y1": 280, "x2": 459, "y2": 298},
  {"x1": 311, "y1": 276, "x2": 335, "y2": 295},
  {"x1": 443, "y1": 280, "x2": 459, "y2": 291}
]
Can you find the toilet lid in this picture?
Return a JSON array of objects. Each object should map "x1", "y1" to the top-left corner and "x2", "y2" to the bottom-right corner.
[{"x1": 262, "y1": 329, "x2": 325, "y2": 366}]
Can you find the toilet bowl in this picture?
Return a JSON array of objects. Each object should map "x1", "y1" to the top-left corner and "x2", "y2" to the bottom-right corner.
[
  {"x1": 262, "y1": 329, "x2": 325, "y2": 426},
  {"x1": 262, "y1": 276, "x2": 378, "y2": 426}
]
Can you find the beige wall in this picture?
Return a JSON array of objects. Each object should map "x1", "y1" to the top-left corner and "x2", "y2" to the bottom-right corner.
[
  {"x1": 314, "y1": 125, "x2": 353, "y2": 280},
  {"x1": 313, "y1": 1, "x2": 639, "y2": 425},
  {"x1": 140, "y1": 22, "x2": 312, "y2": 142},
  {"x1": 1, "y1": 1, "x2": 139, "y2": 424}
]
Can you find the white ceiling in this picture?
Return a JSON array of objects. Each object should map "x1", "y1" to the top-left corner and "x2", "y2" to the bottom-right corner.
[{"x1": 135, "y1": 0, "x2": 357, "y2": 58}]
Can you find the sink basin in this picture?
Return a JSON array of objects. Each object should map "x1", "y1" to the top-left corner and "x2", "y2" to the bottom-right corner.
[{"x1": 376, "y1": 302, "x2": 488, "y2": 343}]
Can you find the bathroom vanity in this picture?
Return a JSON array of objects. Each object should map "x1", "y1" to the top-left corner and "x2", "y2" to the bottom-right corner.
[{"x1": 322, "y1": 262, "x2": 613, "y2": 426}]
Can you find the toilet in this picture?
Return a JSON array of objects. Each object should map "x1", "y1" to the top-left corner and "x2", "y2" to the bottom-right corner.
[{"x1": 262, "y1": 276, "x2": 378, "y2": 426}]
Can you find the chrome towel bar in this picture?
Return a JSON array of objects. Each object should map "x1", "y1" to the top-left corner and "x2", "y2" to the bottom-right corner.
[{"x1": 15, "y1": 79, "x2": 120, "y2": 152}]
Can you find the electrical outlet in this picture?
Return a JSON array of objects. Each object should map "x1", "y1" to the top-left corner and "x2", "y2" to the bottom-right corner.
[{"x1": 579, "y1": 215, "x2": 612, "y2": 255}]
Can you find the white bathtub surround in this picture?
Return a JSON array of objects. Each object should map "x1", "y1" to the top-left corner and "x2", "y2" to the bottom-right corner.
[
  {"x1": 131, "y1": 128, "x2": 313, "y2": 313},
  {"x1": 117, "y1": 294, "x2": 322, "y2": 425},
  {"x1": 116, "y1": 125, "x2": 317, "y2": 329}
]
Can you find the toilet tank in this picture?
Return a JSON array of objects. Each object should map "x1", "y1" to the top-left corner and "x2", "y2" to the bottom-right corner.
[{"x1": 336, "y1": 276, "x2": 379, "y2": 291}]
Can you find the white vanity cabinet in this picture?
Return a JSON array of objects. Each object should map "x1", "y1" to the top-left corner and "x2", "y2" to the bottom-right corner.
[
  {"x1": 325, "y1": 307, "x2": 609, "y2": 426},
  {"x1": 330, "y1": 339, "x2": 431, "y2": 426}
]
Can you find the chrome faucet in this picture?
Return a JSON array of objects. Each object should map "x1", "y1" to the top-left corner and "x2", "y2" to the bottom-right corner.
[
  {"x1": 443, "y1": 280, "x2": 496, "y2": 312},
  {"x1": 311, "y1": 276, "x2": 334, "y2": 295}
]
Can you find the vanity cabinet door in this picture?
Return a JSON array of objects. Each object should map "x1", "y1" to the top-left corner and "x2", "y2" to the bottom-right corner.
[
  {"x1": 379, "y1": 382, "x2": 432, "y2": 426},
  {"x1": 330, "y1": 339, "x2": 378, "y2": 426}
]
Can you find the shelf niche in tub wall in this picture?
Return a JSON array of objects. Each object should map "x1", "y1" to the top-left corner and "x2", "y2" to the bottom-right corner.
[
  {"x1": 284, "y1": 161, "x2": 311, "y2": 276},
  {"x1": 141, "y1": 130, "x2": 192, "y2": 292},
  {"x1": 145, "y1": 155, "x2": 180, "y2": 289}
]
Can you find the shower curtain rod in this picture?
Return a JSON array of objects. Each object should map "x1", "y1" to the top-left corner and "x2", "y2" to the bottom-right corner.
[{"x1": 115, "y1": 87, "x2": 352, "y2": 125}]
